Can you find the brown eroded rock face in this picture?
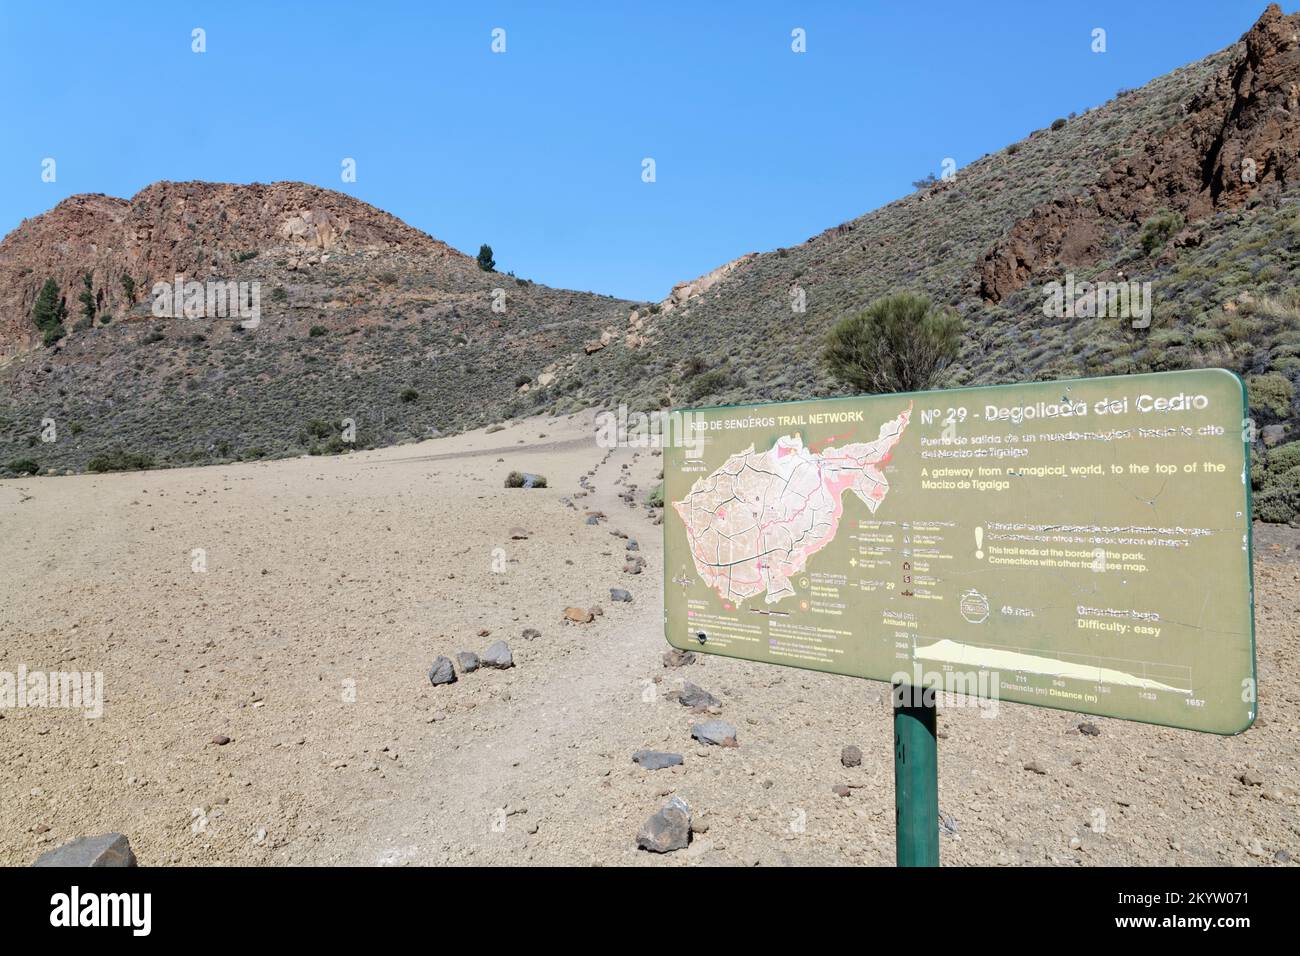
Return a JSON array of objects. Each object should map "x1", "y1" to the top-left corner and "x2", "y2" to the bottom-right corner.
[
  {"x1": 976, "y1": 196, "x2": 1106, "y2": 306},
  {"x1": 0, "y1": 181, "x2": 471, "y2": 358},
  {"x1": 979, "y1": 3, "x2": 1300, "y2": 302}
]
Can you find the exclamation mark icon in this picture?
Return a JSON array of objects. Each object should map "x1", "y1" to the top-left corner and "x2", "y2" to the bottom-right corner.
[{"x1": 975, "y1": 526, "x2": 984, "y2": 559}]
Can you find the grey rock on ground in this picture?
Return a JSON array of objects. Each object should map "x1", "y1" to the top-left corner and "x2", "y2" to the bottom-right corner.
[
  {"x1": 34, "y1": 833, "x2": 137, "y2": 867},
  {"x1": 632, "y1": 750, "x2": 684, "y2": 770},
  {"x1": 609, "y1": 588, "x2": 633, "y2": 603},
  {"x1": 626, "y1": 540, "x2": 639, "y2": 551},
  {"x1": 428, "y1": 656, "x2": 457, "y2": 686},
  {"x1": 521, "y1": 627, "x2": 541, "y2": 640},
  {"x1": 678, "y1": 681, "x2": 720, "y2": 709},
  {"x1": 841, "y1": 744, "x2": 863, "y2": 767},
  {"x1": 691, "y1": 719, "x2": 738, "y2": 747},
  {"x1": 456, "y1": 651, "x2": 480, "y2": 673},
  {"x1": 636, "y1": 796, "x2": 691, "y2": 853},
  {"x1": 939, "y1": 809, "x2": 961, "y2": 837},
  {"x1": 480, "y1": 640, "x2": 514, "y2": 669},
  {"x1": 663, "y1": 649, "x2": 697, "y2": 668},
  {"x1": 1262, "y1": 423, "x2": 1288, "y2": 446}
]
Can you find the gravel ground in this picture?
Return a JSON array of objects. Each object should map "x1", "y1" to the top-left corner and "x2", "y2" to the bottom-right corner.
[{"x1": 1, "y1": 412, "x2": 1296, "y2": 866}]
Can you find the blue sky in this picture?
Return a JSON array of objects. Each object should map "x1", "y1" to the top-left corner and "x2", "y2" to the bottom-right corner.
[{"x1": 0, "y1": 1, "x2": 1284, "y2": 302}]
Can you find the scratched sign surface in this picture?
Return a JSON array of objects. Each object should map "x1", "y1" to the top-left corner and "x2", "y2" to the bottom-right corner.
[{"x1": 663, "y1": 369, "x2": 1255, "y2": 734}]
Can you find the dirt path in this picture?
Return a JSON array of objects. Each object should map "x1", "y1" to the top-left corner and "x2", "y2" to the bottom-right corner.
[{"x1": 327, "y1": 436, "x2": 671, "y2": 865}]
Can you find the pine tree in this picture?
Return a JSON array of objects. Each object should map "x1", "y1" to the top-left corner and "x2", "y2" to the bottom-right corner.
[
  {"x1": 78, "y1": 272, "x2": 95, "y2": 323},
  {"x1": 31, "y1": 278, "x2": 67, "y2": 346},
  {"x1": 477, "y1": 244, "x2": 495, "y2": 272}
]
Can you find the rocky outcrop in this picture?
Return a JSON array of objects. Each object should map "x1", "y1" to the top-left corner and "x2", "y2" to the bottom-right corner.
[
  {"x1": 980, "y1": 4, "x2": 1300, "y2": 302},
  {"x1": 658, "y1": 252, "x2": 757, "y2": 314},
  {"x1": 0, "y1": 181, "x2": 474, "y2": 359},
  {"x1": 977, "y1": 196, "x2": 1105, "y2": 304},
  {"x1": 0, "y1": 194, "x2": 128, "y2": 358}
]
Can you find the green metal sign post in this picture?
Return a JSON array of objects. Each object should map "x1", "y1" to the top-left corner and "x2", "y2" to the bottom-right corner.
[{"x1": 893, "y1": 685, "x2": 939, "y2": 866}]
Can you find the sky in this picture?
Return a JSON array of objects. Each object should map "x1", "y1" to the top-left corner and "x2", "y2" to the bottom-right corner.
[{"x1": 0, "y1": 1, "x2": 1285, "y2": 302}]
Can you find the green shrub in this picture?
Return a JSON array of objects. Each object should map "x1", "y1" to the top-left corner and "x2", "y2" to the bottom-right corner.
[
  {"x1": 824, "y1": 292, "x2": 962, "y2": 393},
  {"x1": 504, "y1": 470, "x2": 547, "y2": 488},
  {"x1": 309, "y1": 325, "x2": 328, "y2": 337},
  {"x1": 1254, "y1": 478, "x2": 1300, "y2": 523},
  {"x1": 647, "y1": 482, "x2": 664, "y2": 508},
  {"x1": 87, "y1": 449, "x2": 154, "y2": 473},
  {"x1": 400, "y1": 387, "x2": 419, "y2": 403},
  {"x1": 1138, "y1": 211, "x2": 1183, "y2": 256},
  {"x1": 310, "y1": 437, "x2": 351, "y2": 456},
  {"x1": 477, "y1": 244, "x2": 495, "y2": 272},
  {"x1": 304, "y1": 419, "x2": 334, "y2": 440},
  {"x1": 1265, "y1": 441, "x2": 1300, "y2": 474},
  {"x1": 1246, "y1": 371, "x2": 1294, "y2": 419},
  {"x1": 680, "y1": 356, "x2": 708, "y2": 379},
  {"x1": 688, "y1": 368, "x2": 732, "y2": 403},
  {"x1": 5, "y1": 458, "x2": 40, "y2": 476}
]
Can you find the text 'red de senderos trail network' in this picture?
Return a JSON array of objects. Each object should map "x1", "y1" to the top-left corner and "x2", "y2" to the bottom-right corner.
[{"x1": 673, "y1": 403, "x2": 912, "y2": 605}]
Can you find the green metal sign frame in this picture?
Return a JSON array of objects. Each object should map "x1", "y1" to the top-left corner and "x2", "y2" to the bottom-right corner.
[{"x1": 661, "y1": 368, "x2": 1257, "y2": 865}]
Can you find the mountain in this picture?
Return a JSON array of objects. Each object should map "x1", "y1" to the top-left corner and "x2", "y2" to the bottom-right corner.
[
  {"x1": 0, "y1": 181, "x2": 636, "y2": 469},
  {"x1": 1, "y1": 5, "x2": 1297, "y2": 522},
  {"x1": 0, "y1": 181, "x2": 469, "y2": 359}
]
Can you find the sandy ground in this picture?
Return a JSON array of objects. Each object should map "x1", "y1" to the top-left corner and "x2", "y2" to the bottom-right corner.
[{"x1": 1, "y1": 412, "x2": 1297, "y2": 867}]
